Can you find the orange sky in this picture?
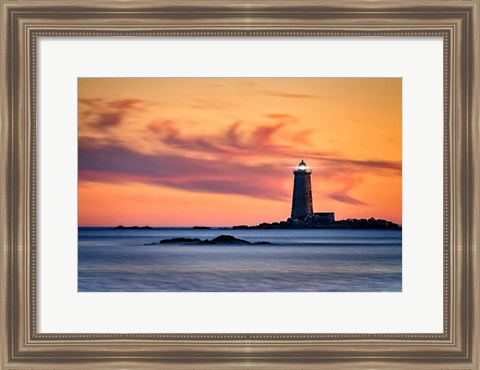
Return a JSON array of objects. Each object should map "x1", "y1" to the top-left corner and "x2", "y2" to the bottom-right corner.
[{"x1": 78, "y1": 78, "x2": 402, "y2": 226}]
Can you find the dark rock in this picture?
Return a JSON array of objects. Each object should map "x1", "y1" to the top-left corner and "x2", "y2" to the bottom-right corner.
[
  {"x1": 209, "y1": 235, "x2": 250, "y2": 244},
  {"x1": 115, "y1": 225, "x2": 152, "y2": 230},
  {"x1": 157, "y1": 235, "x2": 272, "y2": 245},
  {"x1": 192, "y1": 226, "x2": 211, "y2": 229}
]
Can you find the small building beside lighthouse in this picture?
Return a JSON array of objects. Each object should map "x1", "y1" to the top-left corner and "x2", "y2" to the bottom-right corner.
[{"x1": 291, "y1": 159, "x2": 335, "y2": 223}]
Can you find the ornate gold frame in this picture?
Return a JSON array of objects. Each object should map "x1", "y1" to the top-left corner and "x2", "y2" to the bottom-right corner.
[{"x1": 1, "y1": 1, "x2": 479, "y2": 368}]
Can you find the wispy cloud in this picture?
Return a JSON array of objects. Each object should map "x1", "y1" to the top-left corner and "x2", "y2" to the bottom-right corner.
[
  {"x1": 78, "y1": 98, "x2": 145, "y2": 131},
  {"x1": 79, "y1": 138, "x2": 288, "y2": 200},
  {"x1": 316, "y1": 157, "x2": 402, "y2": 173},
  {"x1": 79, "y1": 99, "x2": 399, "y2": 206},
  {"x1": 147, "y1": 119, "x2": 295, "y2": 157},
  {"x1": 330, "y1": 193, "x2": 366, "y2": 205},
  {"x1": 264, "y1": 113, "x2": 297, "y2": 120},
  {"x1": 327, "y1": 175, "x2": 367, "y2": 205},
  {"x1": 185, "y1": 97, "x2": 238, "y2": 111},
  {"x1": 261, "y1": 91, "x2": 334, "y2": 99}
]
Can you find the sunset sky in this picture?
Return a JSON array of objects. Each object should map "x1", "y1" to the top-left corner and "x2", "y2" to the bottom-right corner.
[{"x1": 78, "y1": 78, "x2": 402, "y2": 227}]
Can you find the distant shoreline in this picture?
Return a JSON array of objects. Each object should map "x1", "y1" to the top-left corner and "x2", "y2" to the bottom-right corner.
[{"x1": 79, "y1": 218, "x2": 402, "y2": 230}]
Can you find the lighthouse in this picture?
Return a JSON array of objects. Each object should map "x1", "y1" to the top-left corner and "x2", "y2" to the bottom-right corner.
[{"x1": 291, "y1": 160, "x2": 314, "y2": 220}]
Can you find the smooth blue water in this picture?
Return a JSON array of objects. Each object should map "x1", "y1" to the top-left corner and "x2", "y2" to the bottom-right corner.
[{"x1": 78, "y1": 228, "x2": 402, "y2": 292}]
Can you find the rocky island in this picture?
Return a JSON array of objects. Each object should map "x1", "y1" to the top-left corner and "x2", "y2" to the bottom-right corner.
[
  {"x1": 115, "y1": 225, "x2": 153, "y2": 230},
  {"x1": 146, "y1": 235, "x2": 271, "y2": 246},
  {"x1": 233, "y1": 215, "x2": 401, "y2": 229},
  {"x1": 230, "y1": 160, "x2": 401, "y2": 230}
]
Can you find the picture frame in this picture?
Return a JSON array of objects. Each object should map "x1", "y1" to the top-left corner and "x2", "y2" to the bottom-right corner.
[{"x1": 1, "y1": 0, "x2": 478, "y2": 368}]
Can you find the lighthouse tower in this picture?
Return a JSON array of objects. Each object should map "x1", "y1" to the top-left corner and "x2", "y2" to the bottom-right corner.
[{"x1": 291, "y1": 160, "x2": 314, "y2": 220}]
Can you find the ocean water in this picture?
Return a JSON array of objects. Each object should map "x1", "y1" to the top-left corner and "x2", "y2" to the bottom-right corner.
[{"x1": 78, "y1": 228, "x2": 402, "y2": 292}]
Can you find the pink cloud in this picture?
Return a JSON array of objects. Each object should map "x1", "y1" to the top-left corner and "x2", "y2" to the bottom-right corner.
[
  {"x1": 79, "y1": 100, "x2": 399, "y2": 206},
  {"x1": 79, "y1": 98, "x2": 145, "y2": 131}
]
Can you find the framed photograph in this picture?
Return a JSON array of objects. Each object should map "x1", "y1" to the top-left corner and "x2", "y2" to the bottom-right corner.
[
  {"x1": 77, "y1": 77, "x2": 403, "y2": 294},
  {"x1": 1, "y1": 1, "x2": 478, "y2": 369}
]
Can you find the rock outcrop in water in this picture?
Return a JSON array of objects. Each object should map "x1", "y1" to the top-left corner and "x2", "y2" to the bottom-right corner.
[
  {"x1": 233, "y1": 216, "x2": 400, "y2": 230},
  {"x1": 148, "y1": 235, "x2": 271, "y2": 245},
  {"x1": 115, "y1": 225, "x2": 153, "y2": 230}
]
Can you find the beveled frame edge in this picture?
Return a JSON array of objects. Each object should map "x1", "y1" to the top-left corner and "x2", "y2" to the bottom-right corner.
[{"x1": 1, "y1": 1, "x2": 478, "y2": 369}]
